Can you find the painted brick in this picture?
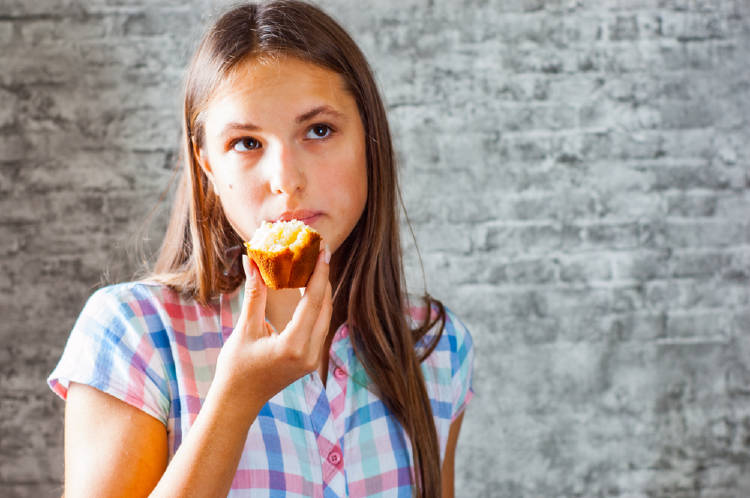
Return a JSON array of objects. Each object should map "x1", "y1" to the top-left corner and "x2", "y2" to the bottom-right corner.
[
  {"x1": 0, "y1": 133, "x2": 25, "y2": 161},
  {"x1": 646, "y1": 277, "x2": 749, "y2": 310},
  {"x1": 0, "y1": 21, "x2": 14, "y2": 45},
  {"x1": 663, "y1": 312, "x2": 732, "y2": 343},
  {"x1": 663, "y1": 219, "x2": 747, "y2": 248},
  {"x1": 475, "y1": 221, "x2": 578, "y2": 255},
  {"x1": 18, "y1": 17, "x2": 109, "y2": 46},
  {"x1": 558, "y1": 253, "x2": 614, "y2": 283},
  {"x1": 665, "y1": 190, "x2": 718, "y2": 217},
  {"x1": 2, "y1": 0, "x2": 750, "y2": 496},
  {"x1": 0, "y1": 0, "x2": 81, "y2": 18},
  {"x1": 612, "y1": 249, "x2": 672, "y2": 281}
]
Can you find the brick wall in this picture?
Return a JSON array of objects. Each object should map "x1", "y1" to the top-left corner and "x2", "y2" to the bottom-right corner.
[{"x1": 1, "y1": 0, "x2": 749, "y2": 496}]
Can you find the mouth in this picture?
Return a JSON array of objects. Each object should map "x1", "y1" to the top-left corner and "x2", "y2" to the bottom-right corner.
[{"x1": 273, "y1": 210, "x2": 322, "y2": 225}]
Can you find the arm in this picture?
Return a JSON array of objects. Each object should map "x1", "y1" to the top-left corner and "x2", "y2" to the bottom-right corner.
[
  {"x1": 64, "y1": 377, "x2": 264, "y2": 498},
  {"x1": 441, "y1": 411, "x2": 466, "y2": 498},
  {"x1": 64, "y1": 378, "x2": 264, "y2": 498},
  {"x1": 63, "y1": 252, "x2": 332, "y2": 497},
  {"x1": 64, "y1": 383, "x2": 168, "y2": 498}
]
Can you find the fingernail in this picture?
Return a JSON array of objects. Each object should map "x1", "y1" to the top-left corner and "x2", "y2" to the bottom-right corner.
[{"x1": 324, "y1": 244, "x2": 331, "y2": 264}]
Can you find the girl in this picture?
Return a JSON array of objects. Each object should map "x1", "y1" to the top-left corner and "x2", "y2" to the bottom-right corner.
[{"x1": 48, "y1": 1, "x2": 474, "y2": 497}]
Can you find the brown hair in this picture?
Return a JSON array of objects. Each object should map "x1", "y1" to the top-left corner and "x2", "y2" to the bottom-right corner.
[{"x1": 151, "y1": 1, "x2": 446, "y2": 496}]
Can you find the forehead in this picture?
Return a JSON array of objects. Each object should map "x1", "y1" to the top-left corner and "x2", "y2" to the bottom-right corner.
[{"x1": 205, "y1": 55, "x2": 353, "y2": 120}]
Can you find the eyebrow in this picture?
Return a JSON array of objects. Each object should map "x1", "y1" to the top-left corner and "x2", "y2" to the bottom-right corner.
[
  {"x1": 219, "y1": 105, "x2": 347, "y2": 138},
  {"x1": 295, "y1": 105, "x2": 346, "y2": 124}
]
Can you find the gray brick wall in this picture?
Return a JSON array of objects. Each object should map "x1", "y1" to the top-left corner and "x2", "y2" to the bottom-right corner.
[{"x1": 1, "y1": 0, "x2": 749, "y2": 497}]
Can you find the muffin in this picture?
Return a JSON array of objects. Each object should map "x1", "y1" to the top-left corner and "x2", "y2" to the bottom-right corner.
[{"x1": 244, "y1": 219, "x2": 322, "y2": 289}]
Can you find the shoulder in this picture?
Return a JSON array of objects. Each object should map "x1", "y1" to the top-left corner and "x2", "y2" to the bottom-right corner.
[
  {"x1": 409, "y1": 299, "x2": 476, "y2": 422},
  {"x1": 79, "y1": 280, "x2": 192, "y2": 327},
  {"x1": 50, "y1": 281, "x2": 175, "y2": 421},
  {"x1": 407, "y1": 298, "x2": 474, "y2": 365},
  {"x1": 443, "y1": 307, "x2": 474, "y2": 356},
  {"x1": 83, "y1": 281, "x2": 165, "y2": 314}
]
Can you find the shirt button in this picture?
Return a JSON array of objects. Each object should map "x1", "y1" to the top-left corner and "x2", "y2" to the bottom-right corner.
[
  {"x1": 334, "y1": 367, "x2": 346, "y2": 379},
  {"x1": 328, "y1": 449, "x2": 342, "y2": 466}
]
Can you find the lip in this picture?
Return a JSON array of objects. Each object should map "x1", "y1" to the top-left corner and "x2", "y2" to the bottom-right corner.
[{"x1": 273, "y1": 210, "x2": 322, "y2": 224}]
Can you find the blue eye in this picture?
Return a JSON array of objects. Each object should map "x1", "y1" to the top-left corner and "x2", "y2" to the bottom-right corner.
[
  {"x1": 306, "y1": 124, "x2": 332, "y2": 139},
  {"x1": 233, "y1": 137, "x2": 261, "y2": 151}
]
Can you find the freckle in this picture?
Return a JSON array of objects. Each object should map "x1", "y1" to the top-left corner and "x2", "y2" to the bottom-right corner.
[{"x1": 228, "y1": 183, "x2": 233, "y2": 190}]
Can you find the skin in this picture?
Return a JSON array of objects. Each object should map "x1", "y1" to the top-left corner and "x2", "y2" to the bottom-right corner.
[
  {"x1": 63, "y1": 56, "x2": 465, "y2": 497},
  {"x1": 198, "y1": 56, "x2": 368, "y2": 259},
  {"x1": 195, "y1": 55, "x2": 369, "y2": 377}
]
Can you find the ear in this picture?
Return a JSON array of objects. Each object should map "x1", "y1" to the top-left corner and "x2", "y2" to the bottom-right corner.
[{"x1": 193, "y1": 141, "x2": 217, "y2": 190}]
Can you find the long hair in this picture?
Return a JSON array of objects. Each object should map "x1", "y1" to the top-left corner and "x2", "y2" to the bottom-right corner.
[{"x1": 151, "y1": 2, "x2": 446, "y2": 496}]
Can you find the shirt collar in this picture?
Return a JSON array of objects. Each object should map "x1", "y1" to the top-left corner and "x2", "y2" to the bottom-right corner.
[{"x1": 328, "y1": 324, "x2": 373, "y2": 389}]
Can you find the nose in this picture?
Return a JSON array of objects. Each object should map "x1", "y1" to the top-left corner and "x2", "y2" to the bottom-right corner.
[{"x1": 267, "y1": 142, "x2": 306, "y2": 195}]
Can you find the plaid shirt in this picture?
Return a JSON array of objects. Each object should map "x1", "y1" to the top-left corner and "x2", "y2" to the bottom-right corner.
[{"x1": 48, "y1": 282, "x2": 474, "y2": 497}]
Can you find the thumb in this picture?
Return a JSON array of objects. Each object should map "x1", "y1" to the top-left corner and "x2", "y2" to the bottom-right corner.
[{"x1": 239, "y1": 254, "x2": 268, "y2": 340}]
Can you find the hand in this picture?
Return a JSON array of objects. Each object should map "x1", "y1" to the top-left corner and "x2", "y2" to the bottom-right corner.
[{"x1": 212, "y1": 247, "x2": 333, "y2": 410}]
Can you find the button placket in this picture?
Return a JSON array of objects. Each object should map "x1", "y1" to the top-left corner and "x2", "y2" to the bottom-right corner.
[
  {"x1": 327, "y1": 447, "x2": 343, "y2": 467},
  {"x1": 315, "y1": 324, "x2": 350, "y2": 494},
  {"x1": 326, "y1": 358, "x2": 348, "y2": 439}
]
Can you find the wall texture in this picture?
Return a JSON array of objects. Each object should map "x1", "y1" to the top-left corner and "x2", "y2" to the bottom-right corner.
[{"x1": 1, "y1": 0, "x2": 749, "y2": 497}]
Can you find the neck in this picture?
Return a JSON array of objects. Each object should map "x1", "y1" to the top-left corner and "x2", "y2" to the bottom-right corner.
[
  {"x1": 264, "y1": 254, "x2": 342, "y2": 332},
  {"x1": 265, "y1": 287, "x2": 302, "y2": 332},
  {"x1": 262, "y1": 247, "x2": 347, "y2": 346}
]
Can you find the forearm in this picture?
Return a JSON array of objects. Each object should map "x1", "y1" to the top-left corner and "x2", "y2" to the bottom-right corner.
[
  {"x1": 150, "y1": 382, "x2": 264, "y2": 498},
  {"x1": 150, "y1": 253, "x2": 331, "y2": 497}
]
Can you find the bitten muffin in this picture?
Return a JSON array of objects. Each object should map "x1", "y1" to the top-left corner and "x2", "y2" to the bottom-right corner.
[{"x1": 244, "y1": 219, "x2": 322, "y2": 289}]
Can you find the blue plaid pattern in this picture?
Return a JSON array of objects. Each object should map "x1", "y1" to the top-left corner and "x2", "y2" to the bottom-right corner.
[{"x1": 49, "y1": 281, "x2": 474, "y2": 496}]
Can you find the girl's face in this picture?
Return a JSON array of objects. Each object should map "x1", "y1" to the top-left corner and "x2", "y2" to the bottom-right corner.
[{"x1": 197, "y1": 56, "x2": 368, "y2": 255}]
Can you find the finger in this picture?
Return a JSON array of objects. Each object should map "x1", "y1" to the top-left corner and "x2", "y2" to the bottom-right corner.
[
  {"x1": 307, "y1": 280, "x2": 333, "y2": 359},
  {"x1": 239, "y1": 254, "x2": 268, "y2": 340},
  {"x1": 284, "y1": 248, "x2": 330, "y2": 342},
  {"x1": 301, "y1": 243, "x2": 330, "y2": 297}
]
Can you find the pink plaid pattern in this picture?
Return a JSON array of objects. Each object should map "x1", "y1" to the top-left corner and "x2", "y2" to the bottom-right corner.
[{"x1": 49, "y1": 281, "x2": 474, "y2": 497}]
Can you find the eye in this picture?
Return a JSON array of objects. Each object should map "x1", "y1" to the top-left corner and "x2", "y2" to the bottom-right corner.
[
  {"x1": 306, "y1": 123, "x2": 333, "y2": 140},
  {"x1": 232, "y1": 137, "x2": 262, "y2": 152}
]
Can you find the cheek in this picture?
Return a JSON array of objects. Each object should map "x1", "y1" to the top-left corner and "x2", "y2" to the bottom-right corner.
[
  {"x1": 353, "y1": 169, "x2": 368, "y2": 213},
  {"x1": 326, "y1": 161, "x2": 366, "y2": 209},
  {"x1": 213, "y1": 162, "x2": 258, "y2": 202},
  {"x1": 214, "y1": 174, "x2": 267, "y2": 238},
  {"x1": 338, "y1": 139, "x2": 367, "y2": 203},
  {"x1": 353, "y1": 139, "x2": 368, "y2": 208},
  {"x1": 352, "y1": 156, "x2": 368, "y2": 211}
]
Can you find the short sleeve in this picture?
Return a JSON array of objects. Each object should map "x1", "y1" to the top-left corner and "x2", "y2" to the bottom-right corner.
[
  {"x1": 445, "y1": 309, "x2": 475, "y2": 421},
  {"x1": 47, "y1": 284, "x2": 170, "y2": 425}
]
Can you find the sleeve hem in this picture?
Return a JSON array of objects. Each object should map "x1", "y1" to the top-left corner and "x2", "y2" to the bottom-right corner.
[
  {"x1": 48, "y1": 373, "x2": 169, "y2": 427},
  {"x1": 451, "y1": 386, "x2": 474, "y2": 422}
]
